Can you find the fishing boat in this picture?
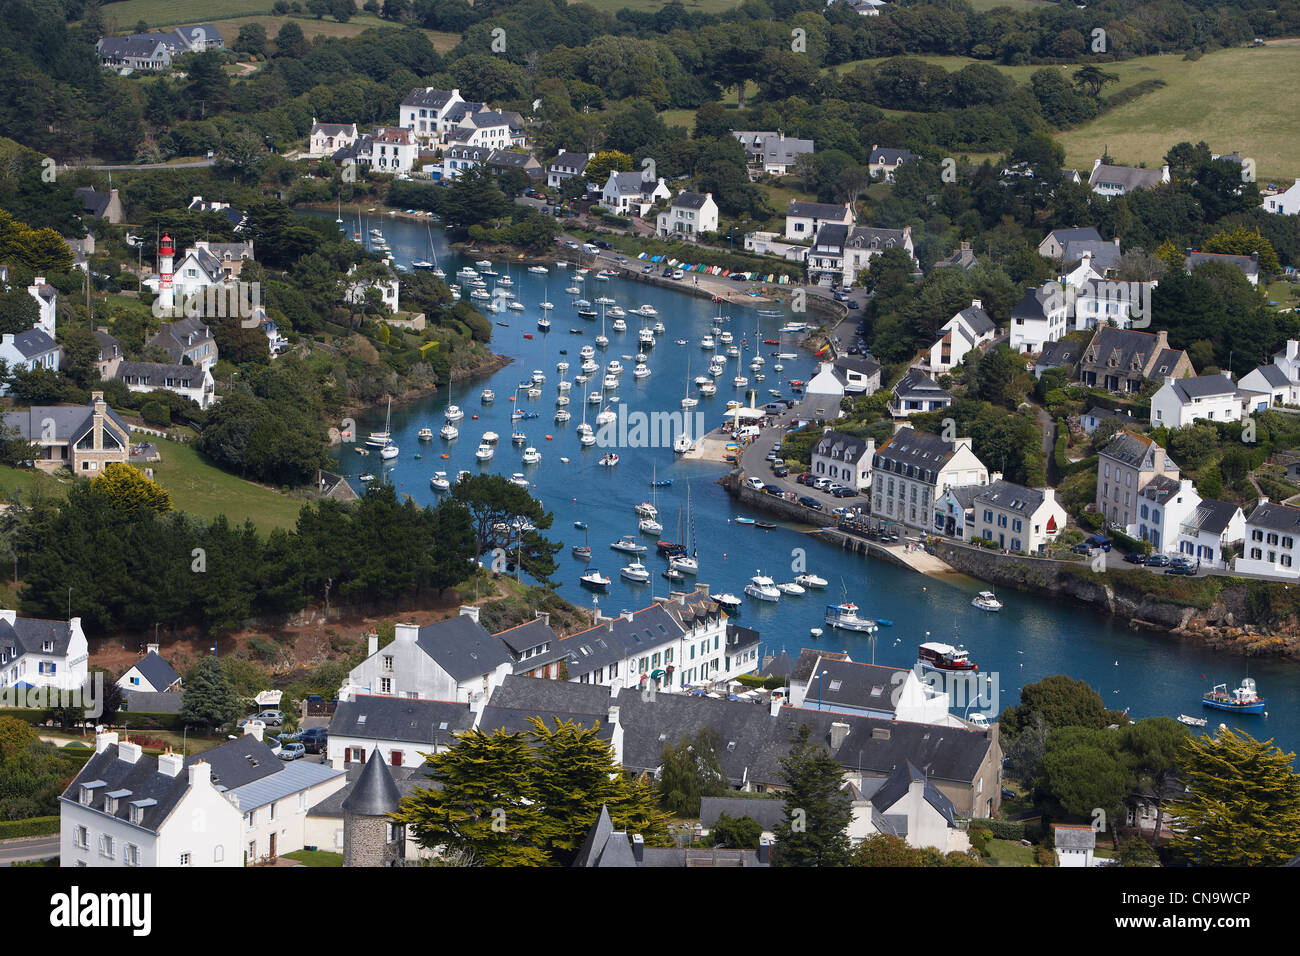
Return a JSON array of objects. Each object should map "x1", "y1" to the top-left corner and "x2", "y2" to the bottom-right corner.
[
  {"x1": 599, "y1": 452, "x2": 619, "y2": 467},
  {"x1": 522, "y1": 446, "x2": 541, "y2": 465},
  {"x1": 714, "y1": 593, "x2": 742, "y2": 612},
  {"x1": 430, "y1": 472, "x2": 450, "y2": 492},
  {"x1": 917, "y1": 642, "x2": 978, "y2": 672},
  {"x1": 439, "y1": 423, "x2": 459, "y2": 440},
  {"x1": 620, "y1": 560, "x2": 651, "y2": 583},
  {"x1": 610, "y1": 535, "x2": 645, "y2": 554},
  {"x1": 580, "y1": 569, "x2": 611, "y2": 590},
  {"x1": 824, "y1": 602, "x2": 877, "y2": 633},
  {"x1": 971, "y1": 591, "x2": 1003, "y2": 612},
  {"x1": 481, "y1": 388, "x2": 495, "y2": 403},
  {"x1": 776, "y1": 582, "x2": 806, "y2": 596},
  {"x1": 744, "y1": 573, "x2": 781, "y2": 602},
  {"x1": 1177, "y1": 714, "x2": 1208, "y2": 727},
  {"x1": 417, "y1": 427, "x2": 433, "y2": 441},
  {"x1": 795, "y1": 573, "x2": 828, "y2": 589},
  {"x1": 638, "y1": 516, "x2": 663, "y2": 535},
  {"x1": 663, "y1": 567, "x2": 686, "y2": 583},
  {"x1": 1202, "y1": 678, "x2": 1267, "y2": 714},
  {"x1": 475, "y1": 443, "x2": 494, "y2": 461}
]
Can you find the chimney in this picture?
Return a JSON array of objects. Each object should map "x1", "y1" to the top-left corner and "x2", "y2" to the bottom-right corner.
[
  {"x1": 1154, "y1": 330, "x2": 1169, "y2": 350},
  {"x1": 607, "y1": 705, "x2": 620, "y2": 728},
  {"x1": 769, "y1": 694, "x2": 784, "y2": 717},
  {"x1": 971, "y1": 298, "x2": 982, "y2": 310},
  {"x1": 146, "y1": 642, "x2": 160, "y2": 655},
  {"x1": 96, "y1": 731, "x2": 119, "y2": 754},
  {"x1": 758, "y1": 836, "x2": 772, "y2": 865},
  {"x1": 368, "y1": 632, "x2": 379, "y2": 656},
  {"x1": 631, "y1": 833, "x2": 645, "y2": 863},
  {"x1": 830, "y1": 721, "x2": 850, "y2": 749},
  {"x1": 534, "y1": 611, "x2": 550, "y2": 627},
  {"x1": 243, "y1": 720, "x2": 264, "y2": 741},
  {"x1": 187, "y1": 761, "x2": 212, "y2": 788},
  {"x1": 459, "y1": 605, "x2": 481, "y2": 623},
  {"x1": 394, "y1": 623, "x2": 419, "y2": 643},
  {"x1": 118, "y1": 740, "x2": 143, "y2": 764},
  {"x1": 621, "y1": 610, "x2": 634, "y2": 623},
  {"x1": 158, "y1": 750, "x2": 183, "y2": 777},
  {"x1": 989, "y1": 471, "x2": 1003, "y2": 483}
]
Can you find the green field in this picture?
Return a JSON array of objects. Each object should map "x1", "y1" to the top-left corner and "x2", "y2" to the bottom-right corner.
[
  {"x1": 283, "y1": 849, "x2": 344, "y2": 866},
  {"x1": 139, "y1": 435, "x2": 308, "y2": 532}
]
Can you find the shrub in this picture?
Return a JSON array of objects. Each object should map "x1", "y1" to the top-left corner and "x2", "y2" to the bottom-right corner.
[
  {"x1": 968, "y1": 818, "x2": 1026, "y2": 841},
  {"x1": 140, "y1": 401, "x2": 171, "y2": 426}
]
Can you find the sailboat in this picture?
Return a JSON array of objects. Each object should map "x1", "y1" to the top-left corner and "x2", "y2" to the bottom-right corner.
[
  {"x1": 681, "y1": 353, "x2": 697, "y2": 409},
  {"x1": 639, "y1": 467, "x2": 664, "y2": 535},
  {"x1": 670, "y1": 487, "x2": 698, "y2": 574},
  {"x1": 577, "y1": 391, "x2": 596, "y2": 446},
  {"x1": 367, "y1": 397, "x2": 393, "y2": 447},
  {"x1": 572, "y1": 525, "x2": 592, "y2": 560}
]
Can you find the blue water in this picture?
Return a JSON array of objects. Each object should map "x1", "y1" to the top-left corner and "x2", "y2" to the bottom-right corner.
[{"x1": 308, "y1": 209, "x2": 1300, "y2": 752}]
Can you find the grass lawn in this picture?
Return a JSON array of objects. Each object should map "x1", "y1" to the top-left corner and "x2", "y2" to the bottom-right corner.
[
  {"x1": 576, "y1": 0, "x2": 740, "y2": 12},
  {"x1": 0, "y1": 465, "x2": 70, "y2": 504},
  {"x1": 1265, "y1": 279, "x2": 1300, "y2": 312},
  {"x1": 283, "y1": 848, "x2": 344, "y2": 867},
  {"x1": 209, "y1": 15, "x2": 462, "y2": 53},
  {"x1": 142, "y1": 435, "x2": 307, "y2": 533},
  {"x1": 985, "y1": 838, "x2": 1037, "y2": 866}
]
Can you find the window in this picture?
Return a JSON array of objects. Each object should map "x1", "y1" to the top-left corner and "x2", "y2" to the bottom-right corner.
[
  {"x1": 214, "y1": 846, "x2": 224, "y2": 863},
  {"x1": 100, "y1": 834, "x2": 114, "y2": 859},
  {"x1": 75, "y1": 825, "x2": 88, "y2": 849},
  {"x1": 379, "y1": 677, "x2": 391, "y2": 694},
  {"x1": 125, "y1": 843, "x2": 140, "y2": 866},
  {"x1": 383, "y1": 655, "x2": 393, "y2": 671},
  {"x1": 269, "y1": 802, "x2": 276, "y2": 822}
]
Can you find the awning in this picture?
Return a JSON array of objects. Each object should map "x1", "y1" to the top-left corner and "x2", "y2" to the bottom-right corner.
[{"x1": 650, "y1": 669, "x2": 666, "y2": 680}]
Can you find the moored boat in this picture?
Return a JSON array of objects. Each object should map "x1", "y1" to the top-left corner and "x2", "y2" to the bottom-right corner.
[
  {"x1": 918, "y1": 642, "x2": 978, "y2": 672},
  {"x1": 1202, "y1": 678, "x2": 1266, "y2": 714},
  {"x1": 971, "y1": 591, "x2": 1003, "y2": 611},
  {"x1": 824, "y1": 602, "x2": 876, "y2": 633}
]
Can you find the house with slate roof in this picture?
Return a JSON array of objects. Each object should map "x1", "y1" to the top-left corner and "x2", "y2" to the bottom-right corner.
[
  {"x1": 116, "y1": 643, "x2": 181, "y2": 694},
  {"x1": 786, "y1": 650, "x2": 961, "y2": 726},
  {"x1": 0, "y1": 609, "x2": 88, "y2": 692},
  {"x1": 868, "y1": 145, "x2": 916, "y2": 182},
  {"x1": 1264, "y1": 178, "x2": 1300, "y2": 216},
  {"x1": 1078, "y1": 327, "x2": 1192, "y2": 394},
  {"x1": 1150, "y1": 372, "x2": 1244, "y2": 428},
  {"x1": 0, "y1": 328, "x2": 60, "y2": 388},
  {"x1": 1088, "y1": 159, "x2": 1170, "y2": 197},
  {"x1": 1136, "y1": 476, "x2": 1201, "y2": 554},
  {"x1": 923, "y1": 299, "x2": 995, "y2": 373},
  {"x1": 96, "y1": 35, "x2": 172, "y2": 72},
  {"x1": 574, "y1": 804, "x2": 771, "y2": 867},
  {"x1": 1185, "y1": 250, "x2": 1261, "y2": 286},
  {"x1": 339, "y1": 606, "x2": 515, "y2": 706},
  {"x1": 308, "y1": 120, "x2": 358, "y2": 158},
  {"x1": 327, "y1": 695, "x2": 473, "y2": 768},
  {"x1": 1038, "y1": 226, "x2": 1103, "y2": 259},
  {"x1": 1239, "y1": 340, "x2": 1300, "y2": 411},
  {"x1": 399, "y1": 87, "x2": 468, "y2": 143},
  {"x1": 115, "y1": 361, "x2": 216, "y2": 409},
  {"x1": 656, "y1": 191, "x2": 719, "y2": 239},
  {"x1": 834, "y1": 354, "x2": 883, "y2": 395},
  {"x1": 1053, "y1": 823, "x2": 1098, "y2": 866},
  {"x1": 873, "y1": 425, "x2": 989, "y2": 532},
  {"x1": 316, "y1": 470, "x2": 357, "y2": 502},
  {"x1": 1034, "y1": 337, "x2": 1083, "y2": 380},
  {"x1": 934, "y1": 484, "x2": 983, "y2": 540},
  {"x1": 26, "y1": 276, "x2": 57, "y2": 337},
  {"x1": 600, "y1": 170, "x2": 670, "y2": 217},
  {"x1": 146, "y1": 317, "x2": 218, "y2": 370},
  {"x1": 1009, "y1": 283, "x2": 1069, "y2": 353},
  {"x1": 933, "y1": 240, "x2": 978, "y2": 273},
  {"x1": 1061, "y1": 239, "x2": 1122, "y2": 275},
  {"x1": 1063, "y1": 258, "x2": 1155, "y2": 331},
  {"x1": 888, "y1": 367, "x2": 952, "y2": 418},
  {"x1": 809, "y1": 223, "x2": 915, "y2": 288},
  {"x1": 731, "y1": 131, "x2": 814, "y2": 177},
  {"x1": 857, "y1": 760, "x2": 969, "y2": 853},
  {"x1": 784, "y1": 200, "x2": 853, "y2": 241},
  {"x1": 60, "y1": 728, "x2": 345, "y2": 867},
  {"x1": 1096, "y1": 431, "x2": 1180, "y2": 535},
  {"x1": 546, "y1": 150, "x2": 591, "y2": 189},
  {"x1": 971, "y1": 479, "x2": 1067, "y2": 555},
  {"x1": 1235, "y1": 498, "x2": 1300, "y2": 578},
  {"x1": 74, "y1": 186, "x2": 124, "y2": 224},
  {"x1": 811, "y1": 429, "x2": 875, "y2": 490},
  {"x1": 90, "y1": 327, "x2": 120, "y2": 379},
  {"x1": 3, "y1": 391, "x2": 130, "y2": 475}
]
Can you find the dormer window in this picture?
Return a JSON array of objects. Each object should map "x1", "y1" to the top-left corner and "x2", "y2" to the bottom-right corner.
[{"x1": 42, "y1": 640, "x2": 54, "y2": 652}]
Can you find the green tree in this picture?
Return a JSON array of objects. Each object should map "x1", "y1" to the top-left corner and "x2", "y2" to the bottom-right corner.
[
  {"x1": 89, "y1": 463, "x2": 173, "y2": 519},
  {"x1": 656, "y1": 726, "x2": 727, "y2": 816},
  {"x1": 180, "y1": 657, "x2": 241, "y2": 731},
  {"x1": 1001, "y1": 675, "x2": 1129, "y2": 739},
  {"x1": 711, "y1": 811, "x2": 762, "y2": 849},
  {"x1": 1042, "y1": 726, "x2": 1133, "y2": 844},
  {"x1": 772, "y1": 725, "x2": 852, "y2": 867},
  {"x1": 1170, "y1": 727, "x2": 1300, "y2": 866}
]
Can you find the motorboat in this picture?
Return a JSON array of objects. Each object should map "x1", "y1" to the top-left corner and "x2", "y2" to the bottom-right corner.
[
  {"x1": 744, "y1": 574, "x2": 781, "y2": 602},
  {"x1": 430, "y1": 472, "x2": 450, "y2": 492},
  {"x1": 971, "y1": 591, "x2": 1003, "y2": 612},
  {"x1": 699, "y1": 381, "x2": 716, "y2": 396},
  {"x1": 795, "y1": 573, "x2": 828, "y2": 589},
  {"x1": 522, "y1": 446, "x2": 541, "y2": 465},
  {"x1": 481, "y1": 431, "x2": 499, "y2": 444},
  {"x1": 532, "y1": 370, "x2": 546, "y2": 384},
  {"x1": 538, "y1": 317, "x2": 552, "y2": 331},
  {"x1": 663, "y1": 567, "x2": 686, "y2": 583},
  {"x1": 579, "y1": 345, "x2": 595, "y2": 360},
  {"x1": 603, "y1": 374, "x2": 619, "y2": 391},
  {"x1": 588, "y1": 391, "x2": 603, "y2": 405},
  {"x1": 1202, "y1": 678, "x2": 1266, "y2": 714},
  {"x1": 700, "y1": 336, "x2": 715, "y2": 350},
  {"x1": 475, "y1": 443, "x2": 494, "y2": 461},
  {"x1": 577, "y1": 423, "x2": 596, "y2": 446},
  {"x1": 440, "y1": 423, "x2": 459, "y2": 440},
  {"x1": 633, "y1": 364, "x2": 651, "y2": 379},
  {"x1": 635, "y1": 501, "x2": 658, "y2": 518},
  {"x1": 606, "y1": 359, "x2": 624, "y2": 375},
  {"x1": 918, "y1": 642, "x2": 978, "y2": 672},
  {"x1": 509, "y1": 473, "x2": 529, "y2": 488},
  {"x1": 512, "y1": 430, "x2": 527, "y2": 445},
  {"x1": 673, "y1": 433, "x2": 692, "y2": 454},
  {"x1": 481, "y1": 389, "x2": 494, "y2": 403},
  {"x1": 733, "y1": 376, "x2": 749, "y2": 388},
  {"x1": 556, "y1": 395, "x2": 570, "y2": 407},
  {"x1": 359, "y1": 473, "x2": 375, "y2": 482},
  {"x1": 1177, "y1": 714, "x2": 1208, "y2": 727},
  {"x1": 599, "y1": 452, "x2": 619, "y2": 466},
  {"x1": 612, "y1": 318, "x2": 627, "y2": 332},
  {"x1": 714, "y1": 593, "x2": 742, "y2": 612},
  {"x1": 445, "y1": 405, "x2": 464, "y2": 422},
  {"x1": 417, "y1": 427, "x2": 434, "y2": 441},
  {"x1": 681, "y1": 396, "x2": 698, "y2": 409},
  {"x1": 596, "y1": 407, "x2": 616, "y2": 426},
  {"x1": 529, "y1": 265, "x2": 549, "y2": 274},
  {"x1": 776, "y1": 582, "x2": 806, "y2": 596},
  {"x1": 653, "y1": 321, "x2": 665, "y2": 334},
  {"x1": 555, "y1": 409, "x2": 571, "y2": 422},
  {"x1": 638, "y1": 517, "x2": 663, "y2": 535},
  {"x1": 620, "y1": 560, "x2": 651, "y2": 583},
  {"x1": 580, "y1": 570, "x2": 611, "y2": 589},
  {"x1": 825, "y1": 602, "x2": 877, "y2": 633}
]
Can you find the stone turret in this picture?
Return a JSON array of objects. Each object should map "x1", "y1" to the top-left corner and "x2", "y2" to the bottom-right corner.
[{"x1": 342, "y1": 748, "x2": 404, "y2": 867}]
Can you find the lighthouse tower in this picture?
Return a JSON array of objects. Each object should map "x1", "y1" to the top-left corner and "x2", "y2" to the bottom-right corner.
[{"x1": 158, "y1": 233, "x2": 175, "y2": 315}]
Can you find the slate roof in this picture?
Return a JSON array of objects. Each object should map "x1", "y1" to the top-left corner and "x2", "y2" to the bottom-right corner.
[
  {"x1": 891, "y1": 368, "x2": 950, "y2": 401},
  {"x1": 1053, "y1": 823, "x2": 1096, "y2": 850},
  {"x1": 760, "y1": 650, "x2": 795, "y2": 679},
  {"x1": 62, "y1": 745, "x2": 190, "y2": 832},
  {"x1": 478, "y1": 676, "x2": 616, "y2": 744},
  {"x1": 1062, "y1": 238, "x2": 1121, "y2": 272},
  {"x1": 330, "y1": 696, "x2": 474, "y2": 748},
  {"x1": 1183, "y1": 499, "x2": 1241, "y2": 536},
  {"x1": 607, "y1": 171, "x2": 659, "y2": 197},
  {"x1": 1089, "y1": 163, "x2": 1164, "y2": 192},
  {"x1": 116, "y1": 361, "x2": 206, "y2": 389},
  {"x1": 340, "y1": 749, "x2": 402, "y2": 816},
  {"x1": 699, "y1": 796, "x2": 786, "y2": 832},
  {"x1": 671, "y1": 191, "x2": 710, "y2": 210},
  {"x1": 408, "y1": 615, "x2": 514, "y2": 682},
  {"x1": 311, "y1": 121, "x2": 355, "y2": 137},
  {"x1": 1099, "y1": 431, "x2": 1177, "y2": 473},
  {"x1": 402, "y1": 88, "x2": 459, "y2": 109},
  {"x1": 1168, "y1": 374, "x2": 1237, "y2": 402},
  {"x1": 3, "y1": 328, "x2": 58, "y2": 358},
  {"x1": 493, "y1": 618, "x2": 557, "y2": 658},
  {"x1": 814, "y1": 429, "x2": 872, "y2": 465},
  {"x1": 75, "y1": 187, "x2": 113, "y2": 218},
  {"x1": 3, "y1": 399, "x2": 130, "y2": 445},
  {"x1": 873, "y1": 426, "x2": 962, "y2": 476},
  {"x1": 549, "y1": 151, "x2": 588, "y2": 171},
  {"x1": 834, "y1": 355, "x2": 882, "y2": 379},
  {"x1": 148, "y1": 318, "x2": 213, "y2": 360},
  {"x1": 1251, "y1": 364, "x2": 1292, "y2": 388},
  {"x1": 870, "y1": 760, "x2": 958, "y2": 827},
  {"x1": 121, "y1": 689, "x2": 184, "y2": 714},
  {"x1": 789, "y1": 648, "x2": 850, "y2": 685},
  {"x1": 94, "y1": 329, "x2": 121, "y2": 359},
  {"x1": 200, "y1": 736, "x2": 283, "y2": 791},
  {"x1": 574, "y1": 804, "x2": 768, "y2": 867},
  {"x1": 975, "y1": 479, "x2": 1046, "y2": 516},
  {"x1": 0, "y1": 616, "x2": 75, "y2": 658},
  {"x1": 1245, "y1": 501, "x2": 1300, "y2": 533},
  {"x1": 97, "y1": 36, "x2": 169, "y2": 60},
  {"x1": 1036, "y1": 338, "x2": 1081, "y2": 369},
  {"x1": 846, "y1": 225, "x2": 909, "y2": 251},
  {"x1": 952, "y1": 303, "x2": 994, "y2": 337},
  {"x1": 550, "y1": 602, "x2": 690, "y2": 676},
  {"x1": 308, "y1": 763, "x2": 427, "y2": 818},
  {"x1": 942, "y1": 484, "x2": 982, "y2": 512},
  {"x1": 1011, "y1": 284, "x2": 1059, "y2": 321},
  {"x1": 1044, "y1": 226, "x2": 1102, "y2": 247},
  {"x1": 129, "y1": 651, "x2": 181, "y2": 691},
  {"x1": 732, "y1": 131, "x2": 814, "y2": 166},
  {"x1": 1137, "y1": 474, "x2": 1182, "y2": 505},
  {"x1": 787, "y1": 200, "x2": 850, "y2": 221},
  {"x1": 870, "y1": 146, "x2": 916, "y2": 165},
  {"x1": 798, "y1": 656, "x2": 909, "y2": 714},
  {"x1": 1186, "y1": 252, "x2": 1259, "y2": 278},
  {"x1": 1082, "y1": 326, "x2": 1168, "y2": 375}
]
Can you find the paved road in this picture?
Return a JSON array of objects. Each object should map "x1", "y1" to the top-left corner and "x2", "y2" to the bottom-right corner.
[
  {"x1": 63, "y1": 159, "x2": 215, "y2": 171},
  {"x1": 0, "y1": 837, "x2": 58, "y2": 865}
]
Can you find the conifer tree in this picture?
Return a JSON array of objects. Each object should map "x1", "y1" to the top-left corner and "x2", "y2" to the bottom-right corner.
[{"x1": 772, "y1": 725, "x2": 852, "y2": 867}]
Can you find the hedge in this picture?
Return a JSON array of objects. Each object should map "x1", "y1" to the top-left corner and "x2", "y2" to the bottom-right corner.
[
  {"x1": 0, "y1": 816, "x2": 59, "y2": 839},
  {"x1": 967, "y1": 818, "x2": 1026, "y2": 841},
  {"x1": 116, "y1": 711, "x2": 188, "y2": 731}
]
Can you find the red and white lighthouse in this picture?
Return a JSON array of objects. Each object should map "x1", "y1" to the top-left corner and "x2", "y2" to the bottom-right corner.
[{"x1": 158, "y1": 233, "x2": 175, "y2": 314}]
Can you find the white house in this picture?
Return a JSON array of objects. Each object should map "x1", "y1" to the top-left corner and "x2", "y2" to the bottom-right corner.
[
  {"x1": 1053, "y1": 823, "x2": 1097, "y2": 867},
  {"x1": 600, "y1": 170, "x2": 670, "y2": 217},
  {"x1": 116, "y1": 643, "x2": 181, "y2": 694},
  {"x1": 364, "y1": 126, "x2": 417, "y2": 174},
  {"x1": 1174, "y1": 499, "x2": 1244, "y2": 569},
  {"x1": 809, "y1": 224, "x2": 915, "y2": 288},
  {"x1": 805, "y1": 361, "x2": 846, "y2": 407},
  {"x1": 854, "y1": 761, "x2": 970, "y2": 854},
  {"x1": 0, "y1": 610, "x2": 88, "y2": 693},
  {"x1": 785, "y1": 652, "x2": 958, "y2": 726},
  {"x1": 1150, "y1": 373, "x2": 1243, "y2": 429},
  {"x1": 1009, "y1": 283, "x2": 1069, "y2": 353},
  {"x1": 731, "y1": 131, "x2": 814, "y2": 177},
  {"x1": 445, "y1": 110, "x2": 516, "y2": 151},
  {"x1": 0, "y1": 329, "x2": 60, "y2": 387},
  {"x1": 1234, "y1": 499, "x2": 1300, "y2": 579},
  {"x1": 833, "y1": 355, "x2": 883, "y2": 395},
  {"x1": 1096, "y1": 431, "x2": 1181, "y2": 537},
  {"x1": 811, "y1": 429, "x2": 874, "y2": 491},
  {"x1": 1136, "y1": 476, "x2": 1201, "y2": 554},
  {"x1": 345, "y1": 266, "x2": 400, "y2": 314},
  {"x1": 1088, "y1": 159, "x2": 1169, "y2": 197},
  {"x1": 970, "y1": 481, "x2": 1067, "y2": 555},
  {"x1": 743, "y1": 231, "x2": 811, "y2": 263},
  {"x1": 656, "y1": 192, "x2": 718, "y2": 239},
  {"x1": 400, "y1": 87, "x2": 467, "y2": 143},
  {"x1": 873, "y1": 426, "x2": 990, "y2": 532},
  {"x1": 327, "y1": 696, "x2": 474, "y2": 768},
  {"x1": 1264, "y1": 179, "x2": 1300, "y2": 216},
  {"x1": 934, "y1": 485, "x2": 982, "y2": 540},
  {"x1": 784, "y1": 200, "x2": 853, "y2": 242},
  {"x1": 338, "y1": 607, "x2": 516, "y2": 707},
  {"x1": 146, "y1": 317, "x2": 217, "y2": 371},
  {"x1": 307, "y1": 120, "x2": 357, "y2": 158},
  {"x1": 60, "y1": 730, "x2": 345, "y2": 867},
  {"x1": 1039, "y1": 226, "x2": 1102, "y2": 259},
  {"x1": 868, "y1": 145, "x2": 916, "y2": 183},
  {"x1": 115, "y1": 361, "x2": 216, "y2": 409},
  {"x1": 889, "y1": 368, "x2": 952, "y2": 418},
  {"x1": 26, "y1": 276, "x2": 57, "y2": 337},
  {"x1": 546, "y1": 150, "x2": 590, "y2": 189},
  {"x1": 924, "y1": 300, "x2": 995, "y2": 373},
  {"x1": 1240, "y1": 342, "x2": 1300, "y2": 410},
  {"x1": 96, "y1": 36, "x2": 171, "y2": 71}
]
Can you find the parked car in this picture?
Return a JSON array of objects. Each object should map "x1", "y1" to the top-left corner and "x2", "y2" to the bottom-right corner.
[
  {"x1": 847, "y1": 301, "x2": 860, "y2": 310},
  {"x1": 796, "y1": 472, "x2": 813, "y2": 485},
  {"x1": 798, "y1": 496, "x2": 823, "y2": 510},
  {"x1": 256, "y1": 709, "x2": 284, "y2": 726},
  {"x1": 746, "y1": 476, "x2": 765, "y2": 490},
  {"x1": 813, "y1": 477, "x2": 832, "y2": 491},
  {"x1": 1123, "y1": 552, "x2": 1147, "y2": 564},
  {"x1": 762, "y1": 483, "x2": 782, "y2": 495},
  {"x1": 832, "y1": 486, "x2": 858, "y2": 498},
  {"x1": 1165, "y1": 564, "x2": 1196, "y2": 575},
  {"x1": 594, "y1": 240, "x2": 612, "y2": 249},
  {"x1": 1146, "y1": 554, "x2": 1170, "y2": 568},
  {"x1": 661, "y1": 267, "x2": 675, "y2": 277},
  {"x1": 672, "y1": 269, "x2": 685, "y2": 280},
  {"x1": 773, "y1": 465, "x2": 789, "y2": 477},
  {"x1": 766, "y1": 449, "x2": 778, "y2": 461},
  {"x1": 277, "y1": 742, "x2": 306, "y2": 761},
  {"x1": 1069, "y1": 542, "x2": 1092, "y2": 555},
  {"x1": 641, "y1": 265, "x2": 653, "y2": 273},
  {"x1": 299, "y1": 728, "x2": 329, "y2": 754},
  {"x1": 1083, "y1": 535, "x2": 1112, "y2": 552}
]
